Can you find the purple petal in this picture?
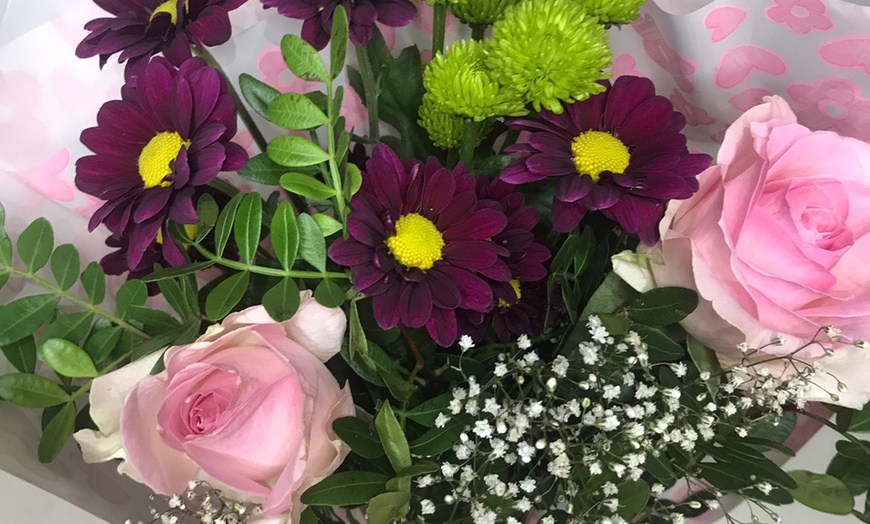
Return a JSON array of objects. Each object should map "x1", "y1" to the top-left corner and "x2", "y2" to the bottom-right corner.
[
  {"x1": 375, "y1": 0, "x2": 417, "y2": 27},
  {"x1": 426, "y1": 269, "x2": 462, "y2": 309},
  {"x1": 133, "y1": 187, "x2": 171, "y2": 223},
  {"x1": 399, "y1": 281, "x2": 433, "y2": 328},
  {"x1": 498, "y1": 160, "x2": 548, "y2": 185},
  {"x1": 442, "y1": 241, "x2": 498, "y2": 269},
  {"x1": 554, "y1": 174, "x2": 593, "y2": 203},
  {"x1": 525, "y1": 154, "x2": 575, "y2": 177},
  {"x1": 372, "y1": 282, "x2": 402, "y2": 329},
  {"x1": 442, "y1": 209, "x2": 507, "y2": 241},
  {"x1": 425, "y1": 308, "x2": 457, "y2": 347},
  {"x1": 189, "y1": 144, "x2": 225, "y2": 185},
  {"x1": 421, "y1": 167, "x2": 455, "y2": 216},
  {"x1": 222, "y1": 142, "x2": 248, "y2": 171},
  {"x1": 439, "y1": 266, "x2": 493, "y2": 311},
  {"x1": 551, "y1": 199, "x2": 585, "y2": 232},
  {"x1": 186, "y1": 7, "x2": 233, "y2": 46},
  {"x1": 329, "y1": 238, "x2": 373, "y2": 265},
  {"x1": 603, "y1": 76, "x2": 656, "y2": 130},
  {"x1": 615, "y1": 96, "x2": 673, "y2": 144},
  {"x1": 347, "y1": 212, "x2": 386, "y2": 246}
]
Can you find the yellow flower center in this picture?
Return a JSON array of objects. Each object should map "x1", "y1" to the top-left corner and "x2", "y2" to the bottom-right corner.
[
  {"x1": 570, "y1": 131, "x2": 631, "y2": 182},
  {"x1": 138, "y1": 131, "x2": 190, "y2": 189},
  {"x1": 151, "y1": 0, "x2": 179, "y2": 23},
  {"x1": 156, "y1": 224, "x2": 197, "y2": 245},
  {"x1": 386, "y1": 213, "x2": 445, "y2": 271},
  {"x1": 498, "y1": 279, "x2": 523, "y2": 309}
]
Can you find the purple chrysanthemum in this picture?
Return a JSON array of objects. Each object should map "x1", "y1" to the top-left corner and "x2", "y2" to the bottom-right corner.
[
  {"x1": 329, "y1": 145, "x2": 511, "y2": 346},
  {"x1": 457, "y1": 177, "x2": 550, "y2": 342},
  {"x1": 76, "y1": 57, "x2": 247, "y2": 271},
  {"x1": 76, "y1": 0, "x2": 246, "y2": 82},
  {"x1": 501, "y1": 76, "x2": 712, "y2": 245},
  {"x1": 261, "y1": 0, "x2": 416, "y2": 50}
]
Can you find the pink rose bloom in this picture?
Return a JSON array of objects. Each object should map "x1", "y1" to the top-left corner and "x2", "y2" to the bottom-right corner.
[
  {"x1": 74, "y1": 291, "x2": 354, "y2": 522},
  {"x1": 615, "y1": 96, "x2": 870, "y2": 408}
]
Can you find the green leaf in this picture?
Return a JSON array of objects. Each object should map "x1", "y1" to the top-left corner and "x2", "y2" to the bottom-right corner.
[
  {"x1": 38, "y1": 311, "x2": 94, "y2": 348},
  {"x1": 214, "y1": 193, "x2": 244, "y2": 257},
  {"x1": 633, "y1": 325, "x2": 685, "y2": 362},
  {"x1": 311, "y1": 213, "x2": 343, "y2": 237},
  {"x1": 572, "y1": 226, "x2": 596, "y2": 277},
  {"x1": 365, "y1": 491, "x2": 411, "y2": 524},
  {"x1": 80, "y1": 262, "x2": 106, "y2": 304},
  {"x1": 375, "y1": 401, "x2": 412, "y2": 473},
  {"x1": 205, "y1": 272, "x2": 250, "y2": 321},
  {"x1": 157, "y1": 277, "x2": 192, "y2": 320},
  {"x1": 115, "y1": 279, "x2": 147, "y2": 319},
  {"x1": 332, "y1": 417, "x2": 385, "y2": 459},
  {"x1": 234, "y1": 193, "x2": 263, "y2": 265},
  {"x1": 262, "y1": 277, "x2": 301, "y2": 322},
  {"x1": 84, "y1": 327, "x2": 122, "y2": 363},
  {"x1": 827, "y1": 451, "x2": 870, "y2": 495},
  {"x1": 144, "y1": 261, "x2": 214, "y2": 282},
  {"x1": 0, "y1": 373, "x2": 70, "y2": 408},
  {"x1": 626, "y1": 287, "x2": 699, "y2": 326},
  {"x1": 329, "y1": 6, "x2": 348, "y2": 81},
  {"x1": 268, "y1": 136, "x2": 330, "y2": 168},
  {"x1": 127, "y1": 305, "x2": 181, "y2": 332},
  {"x1": 687, "y1": 335, "x2": 721, "y2": 396},
  {"x1": 301, "y1": 471, "x2": 390, "y2": 506},
  {"x1": 404, "y1": 393, "x2": 451, "y2": 428},
  {"x1": 847, "y1": 403, "x2": 870, "y2": 433},
  {"x1": 40, "y1": 338, "x2": 98, "y2": 378},
  {"x1": 748, "y1": 411, "x2": 796, "y2": 444},
  {"x1": 789, "y1": 471, "x2": 854, "y2": 515},
  {"x1": 195, "y1": 193, "x2": 219, "y2": 242},
  {"x1": 238, "y1": 73, "x2": 280, "y2": 120},
  {"x1": 2, "y1": 336, "x2": 37, "y2": 374},
  {"x1": 348, "y1": 301, "x2": 369, "y2": 361},
  {"x1": 38, "y1": 401, "x2": 76, "y2": 463},
  {"x1": 237, "y1": 153, "x2": 287, "y2": 186},
  {"x1": 408, "y1": 415, "x2": 468, "y2": 456},
  {"x1": 0, "y1": 294, "x2": 60, "y2": 346},
  {"x1": 579, "y1": 272, "x2": 639, "y2": 320},
  {"x1": 268, "y1": 93, "x2": 329, "y2": 130},
  {"x1": 344, "y1": 163, "x2": 362, "y2": 199},
  {"x1": 0, "y1": 236, "x2": 12, "y2": 267},
  {"x1": 280, "y1": 34, "x2": 328, "y2": 83},
  {"x1": 314, "y1": 279, "x2": 345, "y2": 308},
  {"x1": 395, "y1": 461, "x2": 439, "y2": 478},
  {"x1": 550, "y1": 231, "x2": 579, "y2": 274},
  {"x1": 50, "y1": 244, "x2": 79, "y2": 291},
  {"x1": 616, "y1": 480, "x2": 650, "y2": 520},
  {"x1": 280, "y1": 173, "x2": 336, "y2": 200},
  {"x1": 17, "y1": 218, "x2": 54, "y2": 272},
  {"x1": 297, "y1": 213, "x2": 326, "y2": 272},
  {"x1": 271, "y1": 202, "x2": 299, "y2": 271}
]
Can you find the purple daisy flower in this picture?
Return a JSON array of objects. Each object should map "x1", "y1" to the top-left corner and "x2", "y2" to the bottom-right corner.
[
  {"x1": 261, "y1": 0, "x2": 416, "y2": 50},
  {"x1": 76, "y1": 0, "x2": 247, "y2": 81},
  {"x1": 76, "y1": 56, "x2": 247, "y2": 271},
  {"x1": 329, "y1": 145, "x2": 511, "y2": 347},
  {"x1": 457, "y1": 177, "x2": 551, "y2": 342},
  {"x1": 500, "y1": 76, "x2": 712, "y2": 245}
]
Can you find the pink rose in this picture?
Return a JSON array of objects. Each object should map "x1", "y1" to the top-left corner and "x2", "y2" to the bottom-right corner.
[
  {"x1": 74, "y1": 293, "x2": 354, "y2": 522},
  {"x1": 616, "y1": 96, "x2": 870, "y2": 407}
]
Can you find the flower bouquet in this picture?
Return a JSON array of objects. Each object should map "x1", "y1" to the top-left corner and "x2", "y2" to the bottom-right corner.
[{"x1": 1, "y1": 0, "x2": 870, "y2": 523}]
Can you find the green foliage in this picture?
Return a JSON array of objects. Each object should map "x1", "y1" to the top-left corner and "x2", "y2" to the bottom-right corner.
[
  {"x1": 237, "y1": 153, "x2": 287, "y2": 186},
  {"x1": 281, "y1": 34, "x2": 328, "y2": 83},
  {"x1": 268, "y1": 136, "x2": 331, "y2": 167},
  {"x1": 330, "y1": 6, "x2": 348, "y2": 80},
  {"x1": 262, "y1": 277, "x2": 300, "y2": 322},
  {"x1": 408, "y1": 415, "x2": 469, "y2": 456},
  {"x1": 616, "y1": 480, "x2": 650, "y2": 520},
  {"x1": 205, "y1": 271, "x2": 250, "y2": 321},
  {"x1": 2, "y1": 336, "x2": 36, "y2": 374},
  {"x1": 301, "y1": 471, "x2": 391, "y2": 506},
  {"x1": 50, "y1": 244, "x2": 80, "y2": 291},
  {"x1": 239, "y1": 73, "x2": 280, "y2": 119},
  {"x1": 311, "y1": 214, "x2": 343, "y2": 237},
  {"x1": 404, "y1": 393, "x2": 451, "y2": 428},
  {"x1": 268, "y1": 93, "x2": 330, "y2": 130},
  {"x1": 280, "y1": 173, "x2": 336, "y2": 200},
  {"x1": 0, "y1": 373, "x2": 70, "y2": 408},
  {"x1": 17, "y1": 218, "x2": 54, "y2": 272},
  {"x1": 314, "y1": 279, "x2": 345, "y2": 308},
  {"x1": 271, "y1": 202, "x2": 300, "y2": 271},
  {"x1": 233, "y1": 193, "x2": 263, "y2": 265},
  {"x1": 789, "y1": 471, "x2": 854, "y2": 515},
  {"x1": 375, "y1": 401, "x2": 412, "y2": 473},
  {"x1": 213, "y1": 192, "x2": 244, "y2": 257},
  {"x1": 297, "y1": 213, "x2": 327, "y2": 272},
  {"x1": 333, "y1": 416, "x2": 386, "y2": 459},
  {"x1": 40, "y1": 339, "x2": 98, "y2": 378},
  {"x1": 0, "y1": 295, "x2": 60, "y2": 346},
  {"x1": 626, "y1": 287, "x2": 699, "y2": 326},
  {"x1": 38, "y1": 402, "x2": 75, "y2": 463}
]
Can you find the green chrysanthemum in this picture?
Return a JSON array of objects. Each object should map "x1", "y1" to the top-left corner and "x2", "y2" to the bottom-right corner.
[
  {"x1": 423, "y1": 40, "x2": 527, "y2": 122},
  {"x1": 487, "y1": 0, "x2": 613, "y2": 113},
  {"x1": 418, "y1": 94, "x2": 465, "y2": 148},
  {"x1": 576, "y1": 0, "x2": 645, "y2": 24},
  {"x1": 448, "y1": 0, "x2": 521, "y2": 25}
]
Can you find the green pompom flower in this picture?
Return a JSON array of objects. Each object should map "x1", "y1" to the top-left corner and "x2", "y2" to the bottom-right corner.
[
  {"x1": 423, "y1": 40, "x2": 527, "y2": 122},
  {"x1": 487, "y1": 0, "x2": 612, "y2": 113},
  {"x1": 576, "y1": 0, "x2": 645, "y2": 24},
  {"x1": 448, "y1": 0, "x2": 521, "y2": 25},
  {"x1": 418, "y1": 94, "x2": 465, "y2": 148}
]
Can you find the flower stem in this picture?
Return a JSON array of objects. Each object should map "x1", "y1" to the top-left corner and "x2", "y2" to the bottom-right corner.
[
  {"x1": 192, "y1": 243, "x2": 348, "y2": 280},
  {"x1": 6, "y1": 268, "x2": 149, "y2": 339},
  {"x1": 207, "y1": 177, "x2": 240, "y2": 198},
  {"x1": 195, "y1": 47, "x2": 269, "y2": 153},
  {"x1": 326, "y1": 80, "x2": 348, "y2": 224},
  {"x1": 471, "y1": 24, "x2": 486, "y2": 41},
  {"x1": 355, "y1": 44, "x2": 380, "y2": 141},
  {"x1": 432, "y1": 3, "x2": 448, "y2": 55}
]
